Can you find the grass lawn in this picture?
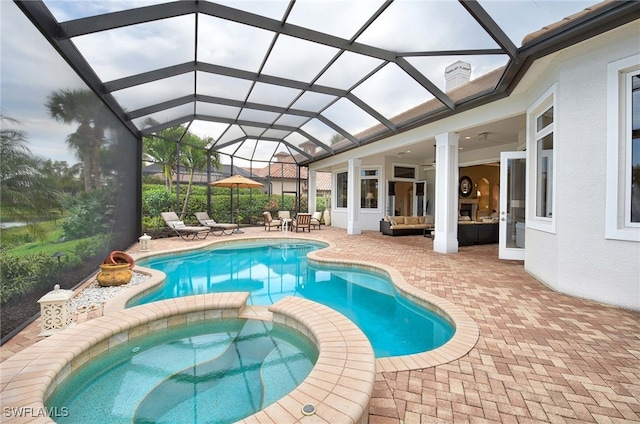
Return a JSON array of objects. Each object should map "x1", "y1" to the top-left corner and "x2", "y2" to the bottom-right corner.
[{"x1": 2, "y1": 220, "x2": 83, "y2": 259}]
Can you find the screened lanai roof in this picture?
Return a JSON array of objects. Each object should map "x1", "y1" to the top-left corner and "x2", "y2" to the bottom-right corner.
[{"x1": 16, "y1": 0, "x2": 639, "y2": 166}]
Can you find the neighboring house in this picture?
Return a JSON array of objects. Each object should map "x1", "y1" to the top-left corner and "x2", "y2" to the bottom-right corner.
[
  {"x1": 310, "y1": 10, "x2": 640, "y2": 310},
  {"x1": 251, "y1": 152, "x2": 331, "y2": 198},
  {"x1": 142, "y1": 163, "x2": 266, "y2": 188}
]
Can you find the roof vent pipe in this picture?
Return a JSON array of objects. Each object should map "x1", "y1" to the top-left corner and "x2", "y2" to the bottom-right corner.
[{"x1": 444, "y1": 60, "x2": 471, "y2": 91}]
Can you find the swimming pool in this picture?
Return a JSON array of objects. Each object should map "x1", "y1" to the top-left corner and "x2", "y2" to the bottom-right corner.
[
  {"x1": 46, "y1": 318, "x2": 318, "y2": 424},
  {"x1": 131, "y1": 240, "x2": 454, "y2": 357}
]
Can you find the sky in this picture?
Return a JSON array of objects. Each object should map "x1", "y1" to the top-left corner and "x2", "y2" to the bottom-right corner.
[{"x1": 1, "y1": 0, "x2": 600, "y2": 167}]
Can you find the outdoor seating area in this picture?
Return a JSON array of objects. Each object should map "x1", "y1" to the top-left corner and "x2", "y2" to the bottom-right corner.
[{"x1": 262, "y1": 211, "x2": 322, "y2": 233}]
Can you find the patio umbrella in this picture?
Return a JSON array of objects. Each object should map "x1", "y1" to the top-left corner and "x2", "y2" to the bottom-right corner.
[{"x1": 210, "y1": 174, "x2": 263, "y2": 233}]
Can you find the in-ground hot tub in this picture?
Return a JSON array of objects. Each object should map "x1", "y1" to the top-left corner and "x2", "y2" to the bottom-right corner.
[
  {"x1": 47, "y1": 318, "x2": 318, "y2": 423},
  {"x1": 1, "y1": 293, "x2": 376, "y2": 424}
]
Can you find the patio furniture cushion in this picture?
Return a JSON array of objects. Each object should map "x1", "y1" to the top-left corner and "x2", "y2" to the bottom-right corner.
[
  {"x1": 194, "y1": 212, "x2": 238, "y2": 235},
  {"x1": 380, "y1": 215, "x2": 434, "y2": 236},
  {"x1": 161, "y1": 212, "x2": 210, "y2": 241},
  {"x1": 263, "y1": 211, "x2": 282, "y2": 231},
  {"x1": 310, "y1": 211, "x2": 323, "y2": 229}
]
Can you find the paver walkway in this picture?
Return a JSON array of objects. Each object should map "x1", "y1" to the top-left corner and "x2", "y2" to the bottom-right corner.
[{"x1": 2, "y1": 226, "x2": 639, "y2": 423}]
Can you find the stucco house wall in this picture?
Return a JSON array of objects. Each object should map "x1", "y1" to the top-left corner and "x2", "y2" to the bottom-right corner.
[
  {"x1": 314, "y1": 20, "x2": 639, "y2": 310},
  {"x1": 523, "y1": 21, "x2": 640, "y2": 310}
]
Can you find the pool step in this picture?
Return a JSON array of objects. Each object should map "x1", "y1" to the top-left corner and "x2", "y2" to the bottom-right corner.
[{"x1": 133, "y1": 319, "x2": 277, "y2": 423}]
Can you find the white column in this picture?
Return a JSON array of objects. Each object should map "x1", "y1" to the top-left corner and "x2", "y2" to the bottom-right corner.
[
  {"x1": 433, "y1": 132, "x2": 459, "y2": 253},
  {"x1": 347, "y1": 158, "x2": 361, "y2": 235},
  {"x1": 308, "y1": 169, "x2": 317, "y2": 213}
]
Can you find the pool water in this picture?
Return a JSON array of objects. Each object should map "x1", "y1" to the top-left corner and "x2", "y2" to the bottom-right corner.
[
  {"x1": 132, "y1": 241, "x2": 454, "y2": 357},
  {"x1": 47, "y1": 319, "x2": 318, "y2": 424}
]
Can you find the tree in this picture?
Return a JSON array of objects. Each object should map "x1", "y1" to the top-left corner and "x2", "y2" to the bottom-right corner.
[
  {"x1": 0, "y1": 114, "x2": 59, "y2": 244},
  {"x1": 0, "y1": 114, "x2": 48, "y2": 218},
  {"x1": 142, "y1": 120, "x2": 181, "y2": 192},
  {"x1": 143, "y1": 122, "x2": 222, "y2": 218},
  {"x1": 330, "y1": 133, "x2": 344, "y2": 145},
  {"x1": 46, "y1": 89, "x2": 107, "y2": 192},
  {"x1": 178, "y1": 135, "x2": 221, "y2": 219}
]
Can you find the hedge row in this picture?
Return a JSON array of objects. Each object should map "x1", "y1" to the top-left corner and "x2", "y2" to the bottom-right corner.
[{"x1": 142, "y1": 184, "x2": 327, "y2": 228}]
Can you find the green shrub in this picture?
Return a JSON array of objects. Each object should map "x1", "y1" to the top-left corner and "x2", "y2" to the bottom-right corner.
[
  {"x1": 142, "y1": 216, "x2": 165, "y2": 231},
  {"x1": 0, "y1": 251, "x2": 59, "y2": 303},
  {"x1": 143, "y1": 188, "x2": 173, "y2": 216},
  {"x1": 186, "y1": 194, "x2": 207, "y2": 214},
  {"x1": 74, "y1": 234, "x2": 110, "y2": 261},
  {"x1": 61, "y1": 188, "x2": 116, "y2": 239}
]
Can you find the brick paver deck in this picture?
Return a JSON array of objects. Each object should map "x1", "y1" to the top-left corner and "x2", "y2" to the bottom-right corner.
[{"x1": 2, "y1": 226, "x2": 639, "y2": 423}]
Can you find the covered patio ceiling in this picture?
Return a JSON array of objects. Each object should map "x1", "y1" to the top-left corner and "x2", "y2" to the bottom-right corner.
[{"x1": 16, "y1": 0, "x2": 639, "y2": 166}]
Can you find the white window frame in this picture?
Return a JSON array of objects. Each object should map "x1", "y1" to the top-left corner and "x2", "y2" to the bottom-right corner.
[
  {"x1": 606, "y1": 54, "x2": 640, "y2": 241},
  {"x1": 526, "y1": 84, "x2": 556, "y2": 234},
  {"x1": 360, "y1": 167, "x2": 381, "y2": 212},
  {"x1": 392, "y1": 163, "x2": 418, "y2": 181},
  {"x1": 334, "y1": 169, "x2": 348, "y2": 210}
]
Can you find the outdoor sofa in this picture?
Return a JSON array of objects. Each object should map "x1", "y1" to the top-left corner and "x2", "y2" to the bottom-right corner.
[{"x1": 380, "y1": 215, "x2": 434, "y2": 236}]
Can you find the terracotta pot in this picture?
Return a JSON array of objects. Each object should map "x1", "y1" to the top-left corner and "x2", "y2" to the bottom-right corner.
[
  {"x1": 97, "y1": 263, "x2": 133, "y2": 287},
  {"x1": 109, "y1": 250, "x2": 135, "y2": 269}
]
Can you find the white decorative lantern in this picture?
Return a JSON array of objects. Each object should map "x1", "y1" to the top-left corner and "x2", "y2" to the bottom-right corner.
[
  {"x1": 139, "y1": 233, "x2": 152, "y2": 251},
  {"x1": 37, "y1": 284, "x2": 74, "y2": 336}
]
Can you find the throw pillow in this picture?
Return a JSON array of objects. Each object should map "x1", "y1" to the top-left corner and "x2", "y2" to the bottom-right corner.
[
  {"x1": 406, "y1": 216, "x2": 420, "y2": 225},
  {"x1": 389, "y1": 217, "x2": 398, "y2": 226}
]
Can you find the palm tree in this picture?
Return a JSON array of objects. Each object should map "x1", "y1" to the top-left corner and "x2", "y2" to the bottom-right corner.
[
  {"x1": 178, "y1": 135, "x2": 221, "y2": 219},
  {"x1": 0, "y1": 114, "x2": 50, "y2": 224},
  {"x1": 142, "y1": 119, "x2": 181, "y2": 192},
  {"x1": 46, "y1": 89, "x2": 107, "y2": 192}
]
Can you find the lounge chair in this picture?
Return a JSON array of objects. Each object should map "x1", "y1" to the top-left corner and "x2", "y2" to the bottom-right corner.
[
  {"x1": 310, "y1": 211, "x2": 323, "y2": 230},
  {"x1": 263, "y1": 211, "x2": 281, "y2": 231},
  {"x1": 161, "y1": 212, "x2": 210, "y2": 241},
  {"x1": 293, "y1": 213, "x2": 311, "y2": 232},
  {"x1": 194, "y1": 212, "x2": 238, "y2": 235}
]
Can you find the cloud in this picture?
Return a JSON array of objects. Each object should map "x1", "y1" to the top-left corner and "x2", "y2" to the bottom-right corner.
[{"x1": 1, "y1": 2, "x2": 88, "y2": 165}]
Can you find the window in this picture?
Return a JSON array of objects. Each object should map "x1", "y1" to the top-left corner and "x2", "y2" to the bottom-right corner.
[
  {"x1": 527, "y1": 84, "x2": 556, "y2": 233},
  {"x1": 336, "y1": 171, "x2": 348, "y2": 209},
  {"x1": 360, "y1": 169, "x2": 379, "y2": 209},
  {"x1": 536, "y1": 107, "x2": 554, "y2": 218},
  {"x1": 630, "y1": 73, "x2": 640, "y2": 223},
  {"x1": 606, "y1": 55, "x2": 640, "y2": 241},
  {"x1": 393, "y1": 165, "x2": 416, "y2": 179}
]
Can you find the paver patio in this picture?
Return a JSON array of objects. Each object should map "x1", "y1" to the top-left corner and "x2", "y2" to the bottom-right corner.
[{"x1": 2, "y1": 226, "x2": 639, "y2": 423}]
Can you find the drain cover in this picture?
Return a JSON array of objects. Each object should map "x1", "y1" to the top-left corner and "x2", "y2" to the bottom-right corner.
[{"x1": 301, "y1": 404, "x2": 316, "y2": 416}]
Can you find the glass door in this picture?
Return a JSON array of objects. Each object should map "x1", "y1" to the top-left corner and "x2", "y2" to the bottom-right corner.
[
  {"x1": 499, "y1": 152, "x2": 526, "y2": 260},
  {"x1": 413, "y1": 181, "x2": 427, "y2": 216}
]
